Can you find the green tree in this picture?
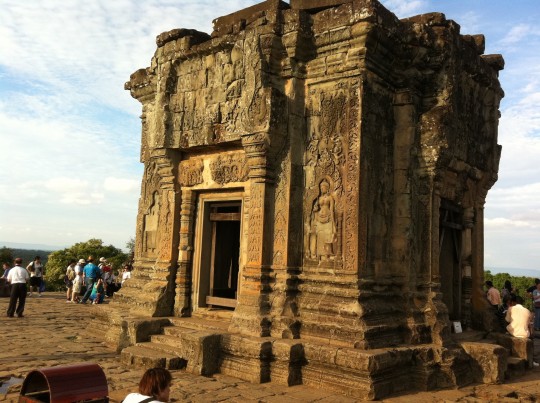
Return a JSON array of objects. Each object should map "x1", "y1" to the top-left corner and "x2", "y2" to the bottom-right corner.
[
  {"x1": 125, "y1": 237, "x2": 135, "y2": 262},
  {"x1": 46, "y1": 239, "x2": 128, "y2": 291},
  {"x1": 0, "y1": 247, "x2": 14, "y2": 266},
  {"x1": 485, "y1": 269, "x2": 536, "y2": 311}
]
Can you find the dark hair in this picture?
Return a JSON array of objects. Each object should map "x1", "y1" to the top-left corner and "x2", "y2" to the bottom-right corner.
[
  {"x1": 69, "y1": 259, "x2": 76, "y2": 264},
  {"x1": 485, "y1": 280, "x2": 493, "y2": 287},
  {"x1": 34, "y1": 256, "x2": 41, "y2": 260},
  {"x1": 138, "y1": 368, "x2": 172, "y2": 399},
  {"x1": 504, "y1": 280, "x2": 512, "y2": 291},
  {"x1": 535, "y1": 278, "x2": 540, "y2": 285},
  {"x1": 510, "y1": 294, "x2": 519, "y2": 304},
  {"x1": 14, "y1": 257, "x2": 22, "y2": 265}
]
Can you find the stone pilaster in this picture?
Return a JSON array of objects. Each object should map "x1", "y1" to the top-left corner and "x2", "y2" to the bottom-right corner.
[
  {"x1": 229, "y1": 132, "x2": 275, "y2": 337},
  {"x1": 175, "y1": 189, "x2": 196, "y2": 317}
]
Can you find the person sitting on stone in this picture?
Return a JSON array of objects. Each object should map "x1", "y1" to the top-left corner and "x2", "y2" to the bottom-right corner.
[
  {"x1": 123, "y1": 367, "x2": 172, "y2": 403},
  {"x1": 505, "y1": 294, "x2": 532, "y2": 339},
  {"x1": 90, "y1": 278, "x2": 105, "y2": 304}
]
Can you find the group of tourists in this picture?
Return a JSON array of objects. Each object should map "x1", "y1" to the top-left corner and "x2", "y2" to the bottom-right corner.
[
  {"x1": 65, "y1": 255, "x2": 132, "y2": 304},
  {"x1": 485, "y1": 278, "x2": 540, "y2": 338},
  {"x1": 3, "y1": 255, "x2": 133, "y2": 318}
]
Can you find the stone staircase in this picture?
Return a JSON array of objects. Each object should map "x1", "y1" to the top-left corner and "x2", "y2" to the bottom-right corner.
[
  {"x1": 120, "y1": 316, "x2": 535, "y2": 400},
  {"x1": 455, "y1": 330, "x2": 533, "y2": 383},
  {"x1": 121, "y1": 310, "x2": 232, "y2": 375}
]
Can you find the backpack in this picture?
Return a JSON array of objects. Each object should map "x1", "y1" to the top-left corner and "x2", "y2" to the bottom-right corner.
[{"x1": 67, "y1": 268, "x2": 75, "y2": 281}]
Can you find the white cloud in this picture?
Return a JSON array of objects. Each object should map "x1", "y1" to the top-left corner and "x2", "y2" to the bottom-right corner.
[
  {"x1": 499, "y1": 24, "x2": 535, "y2": 46},
  {"x1": 104, "y1": 177, "x2": 140, "y2": 193},
  {"x1": 0, "y1": 0, "x2": 539, "y2": 272},
  {"x1": 485, "y1": 217, "x2": 538, "y2": 229}
]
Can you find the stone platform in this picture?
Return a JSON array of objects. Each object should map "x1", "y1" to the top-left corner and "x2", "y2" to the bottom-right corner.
[{"x1": 2, "y1": 293, "x2": 540, "y2": 402}]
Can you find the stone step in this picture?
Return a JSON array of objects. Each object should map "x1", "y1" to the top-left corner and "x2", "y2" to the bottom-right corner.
[
  {"x1": 167, "y1": 317, "x2": 230, "y2": 333},
  {"x1": 124, "y1": 326, "x2": 223, "y2": 376},
  {"x1": 121, "y1": 345, "x2": 185, "y2": 370},
  {"x1": 150, "y1": 334, "x2": 185, "y2": 349},
  {"x1": 506, "y1": 356, "x2": 528, "y2": 379}
]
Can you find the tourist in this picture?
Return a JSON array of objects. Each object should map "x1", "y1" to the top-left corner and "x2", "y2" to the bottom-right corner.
[
  {"x1": 90, "y1": 278, "x2": 105, "y2": 304},
  {"x1": 533, "y1": 283, "x2": 540, "y2": 331},
  {"x1": 71, "y1": 271, "x2": 82, "y2": 303},
  {"x1": 65, "y1": 260, "x2": 76, "y2": 302},
  {"x1": 80, "y1": 256, "x2": 101, "y2": 304},
  {"x1": 99, "y1": 257, "x2": 112, "y2": 295},
  {"x1": 123, "y1": 368, "x2": 172, "y2": 403},
  {"x1": 2, "y1": 262, "x2": 10, "y2": 279},
  {"x1": 103, "y1": 268, "x2": 117, "y2": 297},
  {"x1": 27, "y1": 256, "x2": 44, "y2": 297},
  {"x1": 527, "y1": 278, "x2": 540, "y2": 302},
  {"x1": 6, "y1": 257, "x2": 30, "y2": 318},
  {"x1": 121, "y1": 265, "x2": 132, "y2": 286},
  {"x1": 501, "y1": 280, "x2": 513, "y2": 300},
  {"x1": 74, "y1": 258, "x2": 86, "y2": 276},
  {"x1": 505, "y1": 294, "x2": 532, "y2": 338},
  {"x1": 496, "y1": 295, "x2": 511, "y2": 330},
  {"x1": 485, "y1": 280, "x2": 501, "y2": 309}
]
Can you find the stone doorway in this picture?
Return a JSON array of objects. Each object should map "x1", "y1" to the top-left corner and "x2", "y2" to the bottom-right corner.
[
  {"x1": 193, "y1": 194, "x2": 243, "y2": 311},
  {"x1": 439, "y1": 199, "x2": 463, "y2": 321}
]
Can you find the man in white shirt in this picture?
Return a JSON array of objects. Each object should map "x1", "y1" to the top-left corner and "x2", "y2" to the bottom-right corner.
[
  {"x1": 74, "y1": 259, "x2": 86, "y2": 276},
  {"x1": 7, "y1": 257, "x2": 30, "y2": 318},
  {"x1": 505, "y1": 295, "x2": 532, "y2": 338}
]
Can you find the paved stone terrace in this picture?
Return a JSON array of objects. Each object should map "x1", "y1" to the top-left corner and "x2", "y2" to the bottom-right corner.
[{"x1": 2, "y1": 293, "x2": 540, "y2": 402}]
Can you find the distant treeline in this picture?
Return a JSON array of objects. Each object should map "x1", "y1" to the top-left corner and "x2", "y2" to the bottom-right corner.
[
  {"x1": 485, "y1": 270, "x2": 537, "y2": 311},
  {"x1": 0, "y1": 247, "x2": 53, "y2": 267}
]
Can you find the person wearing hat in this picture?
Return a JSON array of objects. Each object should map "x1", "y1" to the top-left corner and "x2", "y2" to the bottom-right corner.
[{"x1": 74, "y1": 259, "x2": 86, "y2": 276}]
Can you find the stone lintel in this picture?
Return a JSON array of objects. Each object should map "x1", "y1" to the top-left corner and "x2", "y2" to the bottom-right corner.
[
  {"x1": 290, "y1": 0, "x2": 352, "y2": 12},
  {"x1": 463, "y1": 34, "x2": 485, "y2": 55},
  {"x1": 401, "y1": 12, "x2": 448, "y2": 26},
  {"x1": 482, "y1": 54, "x2": 505, "y2": 71},
  {"x1": 156, "y1": 28, "x2": 211, "y2": 48},
  {"x1": 212, "y1": 0, "x2": 289, "y2": 37}
]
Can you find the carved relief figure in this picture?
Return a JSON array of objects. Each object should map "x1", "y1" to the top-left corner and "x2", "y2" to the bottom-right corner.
[
  {"x1": 179, "y1": 159, "x2": 204, "y2": 187},
  {"x1": 308, "y1": 179, "x2": 337, "y2": 260},
  {"x1": 210, "y1": 154, "x2": 249, "y2": 184},
  {"x1": 144, "y1": 192, "x2": 160, "y2": 254}
]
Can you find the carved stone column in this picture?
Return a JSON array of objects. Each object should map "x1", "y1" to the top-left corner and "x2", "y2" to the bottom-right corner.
[
  {"x1": 460, "y1": 207, "x2": 474, "y2": 330},
  {"x1": 229, "y1": 132, "x2": 275, "y2": 337},
  {"x1": 118, "y1": 149, "x2": 181, "y2": 317},
  {"x1": 175, "y1": 188, "x2": 195, "y2": 317}
]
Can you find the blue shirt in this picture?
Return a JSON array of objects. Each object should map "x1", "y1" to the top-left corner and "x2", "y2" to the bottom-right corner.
[{"x1": 83, "y1": 263, "x2": 101, "y2": 279}]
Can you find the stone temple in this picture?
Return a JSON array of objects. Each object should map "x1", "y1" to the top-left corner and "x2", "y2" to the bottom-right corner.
[{"x1": 98, "y1": 0, "x2": 513, "y2": 399}]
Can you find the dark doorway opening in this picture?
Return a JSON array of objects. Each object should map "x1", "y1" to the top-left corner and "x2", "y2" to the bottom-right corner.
[
  {"x1": 205, "y1": 202, "x2": 241, "y2": 309},
  {"x1": 439, "y1": 199, "x2": 463, "y2": 321}
]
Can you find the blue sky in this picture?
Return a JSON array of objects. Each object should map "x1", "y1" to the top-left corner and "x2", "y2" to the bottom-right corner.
[{"x1": 0, "y1": 1, "x2": 539, "y2": 270}]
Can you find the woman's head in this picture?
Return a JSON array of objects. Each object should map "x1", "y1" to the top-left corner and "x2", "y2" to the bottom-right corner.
[{"x1": 139, "y1": 368, "x2": 172, "y2": 401}]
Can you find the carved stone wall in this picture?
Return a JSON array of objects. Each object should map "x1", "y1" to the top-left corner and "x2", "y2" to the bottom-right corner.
[{"x1": 112, "y1": 0, "x2": 504, "y2": 397}]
